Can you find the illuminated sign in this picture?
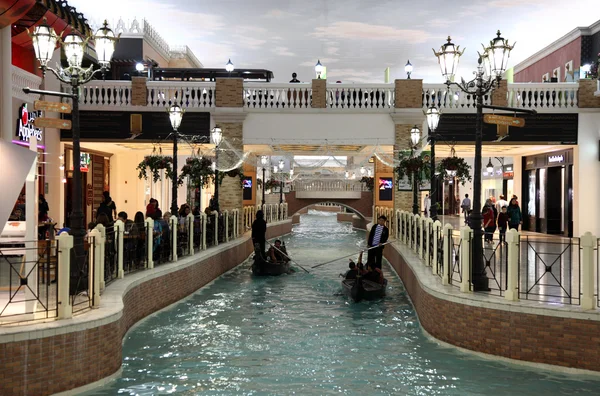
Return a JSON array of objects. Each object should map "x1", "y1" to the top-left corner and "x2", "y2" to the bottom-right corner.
[
  {"x1": 15, "y1": 103, "x2": 42, "y2": 142},
  {"x1": 548, "y1": 155, "x2": 564, "y2": 163}
]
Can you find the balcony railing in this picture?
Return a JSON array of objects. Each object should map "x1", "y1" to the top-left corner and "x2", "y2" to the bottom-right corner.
[
  {"x1": 73, "y1": 80, "x2": 581, "y2": 112},
  {"x1": 293, "y1": 180, "x2": 366, "y2": 192}
]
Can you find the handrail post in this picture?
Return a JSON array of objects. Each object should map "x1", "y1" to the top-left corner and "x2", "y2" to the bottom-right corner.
[
  {"x1": 146, "y1": 218, "x2": 154, "y2": 269},
  {"x1": 413, "y1": 214, "x2": 419, "y2": 252},
  {"x1": 581, "y1": 232, "x2": 596, "y2": 310},
  {"x1": 419, "y1": 217, "x2": 425, "y2": 258},
  {"x1": 460, "y1": 227, "x2": 472, "y2": 293},
  {"x1": 170, "y1": 216, "x2": 178, "y2": 261},
  {"x1": 89, "y1": 229, "x2": 102, "y2": 307},
  {"x1": 202, "y1": 213, "x2": 207, "y2": 250},
  {"x1": 114, "y1": 220, "x2": 125, "y2": 278},
  {"x1": 57, "y1": 233, "x2": 73, "y2": 319},
  {"x1": 441, "y1": 223, "x2": 452, "y2": 283},
  {"x1": 214, "y1": 211, "x2": 219, "y2": 246},
  {"x1": 224, "y1": 210, "x2": 230, "y2": 242},
  {"x1": 425, "y1": 218, "x2": 432, "y2": 266},
  {"x1": 187, "y1": 213, "x2": 195, "y2": 255},
  {"x1": 505, "y1": 228, "x2": 520, "y2": 301},
  {"x1": 94, "y1": 224, "x2": 106, "y2": 290}
]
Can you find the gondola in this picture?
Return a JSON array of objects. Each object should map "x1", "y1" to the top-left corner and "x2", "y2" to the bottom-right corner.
[
  {"x1": 341, "y1": 277, "x2": 387, "y2": 302},
  {"x1": 251, "y1": 243, "x2": 291, "y2": 276}
]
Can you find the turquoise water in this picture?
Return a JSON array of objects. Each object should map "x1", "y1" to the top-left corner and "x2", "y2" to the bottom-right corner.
[{"x1": 86, "y1": 211, "x2": 600, "y2": 395}]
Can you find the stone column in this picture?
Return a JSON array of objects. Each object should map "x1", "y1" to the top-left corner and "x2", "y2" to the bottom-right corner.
[
  {"x1": 491, "y1": 80, "x2": 508, "y2": 106},
  {"x1": 578, "y1": 80, "x2": 600, "y2": 108},
  {"x1": 311, "y1": 79, "x2": 327, "y2": 108},
  {"x1": 393, "y1": 123, "x2": 414, "y2": 213}
]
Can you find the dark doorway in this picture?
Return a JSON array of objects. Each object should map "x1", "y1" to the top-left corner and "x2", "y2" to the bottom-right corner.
[{"x1": 546, "y1": 167, "x2": 562, "y2": 234}]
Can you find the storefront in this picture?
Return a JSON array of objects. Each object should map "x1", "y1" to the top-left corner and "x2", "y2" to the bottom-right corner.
[
  {"x1": 522, "y1": 149, "x2": 573, "y2": 236},
  {"x1": 481, "y1": 158, "x2": 514, "y2": 202}
]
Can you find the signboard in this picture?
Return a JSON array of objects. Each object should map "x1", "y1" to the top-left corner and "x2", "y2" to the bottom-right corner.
[
  {"x1": 378, "y1": 177, "x2": 393, "y2": 201},
  {"x1": 80, "y1": 153, "x2": 91, "y2": 172},
  {"x1": 483, "y1": 114, "x2": 525, "y2": 128},
  {"x1": 34, "y1": 117, "x2": 72, "y2": 130},
  {"x1": 548, "y1": 155, "x2": 564, "y2": 163},
  {"x1": 503, "y1": 165, "x2": 514, "y2": 179},
  {"x1": 34, "y1": 100, "x2": 72, "y2": 114},
  {"x1": 15, "y1": 103, "x2": 43, "y2": 142}
]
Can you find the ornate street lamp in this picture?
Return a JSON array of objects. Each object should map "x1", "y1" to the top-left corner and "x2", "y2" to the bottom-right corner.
[
  {"x1": 168, "y1": 104, "x2": 184, "y2": 217},
  {"x1": 30, "y1": 19, "x2": 118, "y2": 294},
  {"x1": 433, "y1": 30, "x2": 514, "y2": 291},
  {"x1": 278, "y1": 159, "x2": 285, "y2": 204},
  {"x1": 426, "y1": 105, "x2": 441, "y2": 220},
  {"x1": 315, "y1": 60, "x2": 324, "y2": 79},
  {"x1": 211, "y1": 127, "x2": 223, "y2": 212},
  {"x1": 225, "y1": 59, "x2": 234, "y2": 74},
  {"x1": 405, "y1": 60, "x2": 413, "y2": 79},
  {"x1": 260, "y1": 155, "x2": 269, "y2": 206},
  {"x1": 360, "y1": 166, "x2": 366, "y2": 175},
  {"x1": 410, "y1": 126, "x2": 421, "y2": 215},
  {"x1": 486, "y1": 158, "x2": 494, "y2": 174}
]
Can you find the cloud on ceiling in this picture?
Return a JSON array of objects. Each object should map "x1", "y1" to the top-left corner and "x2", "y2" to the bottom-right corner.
[{"x1": 312, "y1": 21, "x2": 432, "y2": 43}]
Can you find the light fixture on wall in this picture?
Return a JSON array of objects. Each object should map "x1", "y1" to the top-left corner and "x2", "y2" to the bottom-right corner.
[
  {"x1": 405, "y1": 60, "x2": 413, "y2": 79},
  {"x1": 225, "y1": 59, "x2": 234, "y2": 74},
  {"x1": 486, "y1": 158, "x2": 494, "y2": 173},
  {"x1": 315, "y1": 60, "x2": 324, "y2": 79}
]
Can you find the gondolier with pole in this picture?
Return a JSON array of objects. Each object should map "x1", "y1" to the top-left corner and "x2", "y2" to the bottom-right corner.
[{"x1": 367, "y1": 215, "x2": 389, "y2": 270}]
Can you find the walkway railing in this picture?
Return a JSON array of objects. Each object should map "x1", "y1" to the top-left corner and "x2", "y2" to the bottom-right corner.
[
  {"x1": 73, "y1": 81, "x2": 581, "y2": 112},
  {"x1": 294, "y1": 180, "x2": 366, "y2": 192},
  {"x1": 394, "y1": 210, "x2": 596, "y2": 310},
  {"x1": 0, "y1": 208, "x2": 254, "y2": 326}
]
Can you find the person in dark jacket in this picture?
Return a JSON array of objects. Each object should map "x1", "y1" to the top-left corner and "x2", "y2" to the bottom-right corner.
[
  {"x1": 97, "y1": 191, "x2": 117, "y2": 223},
  {"x1": 507, "y1": 198, "x2": 523, "y2": 231},
  {"x1": 252, "y1": 210, "x2": 267, "y2": 258},
  {"x1": 497, "y1": 206, "x2": 509, "y2": 243},
  {"x1": 367, "y1": 215, "x2": 389, "y2": 270}
]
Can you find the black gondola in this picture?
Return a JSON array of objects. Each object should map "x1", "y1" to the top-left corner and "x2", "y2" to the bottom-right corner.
[
  {"x1": 252, "y1": 243, "x2": 291, "y2": 276},
  {"x1": 341, "y1": 277, "x2": 387, "y2": 302}
]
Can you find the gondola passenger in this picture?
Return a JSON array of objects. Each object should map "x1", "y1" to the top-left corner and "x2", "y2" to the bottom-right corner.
[
  {"x1": 344, "y1": 261, "x2": 359, "y2": 279},
  {"x1": 268, "y1": 240, "x2": 288, "y2": 263}
]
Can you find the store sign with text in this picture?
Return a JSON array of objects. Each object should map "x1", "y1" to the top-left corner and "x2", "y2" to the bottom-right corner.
[
  {"x1": 548, "y1": 155, "x2": 564, "y2": 164},
  {"x1": 15, "y1": 103, "x2": 43, "y2": 142}
]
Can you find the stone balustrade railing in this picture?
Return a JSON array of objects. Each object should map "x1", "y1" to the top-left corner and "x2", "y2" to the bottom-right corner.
[
  {"x1": 73, "y1": 80, "x2": 585, "y2": 112},
  {"x1": 293, "y1": 180, "x2": 366, "y2": 192}
]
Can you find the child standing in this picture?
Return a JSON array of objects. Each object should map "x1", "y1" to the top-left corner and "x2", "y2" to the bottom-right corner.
[{"x1": 497, "y1": 206, "x2": 509, "y2": 243}]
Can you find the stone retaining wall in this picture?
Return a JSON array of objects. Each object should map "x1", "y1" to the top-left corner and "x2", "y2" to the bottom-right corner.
[
  {"x1": 384, "y1": 245, "x2": 600, "y2": 372},
  {"x1": 0, "y1": 222, "x2": 292, "y2": 395}
]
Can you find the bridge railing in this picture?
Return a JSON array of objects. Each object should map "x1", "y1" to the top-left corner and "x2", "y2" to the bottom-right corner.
[{"x1": 293, "y1": 180, "x2": 366, "y2": 192}]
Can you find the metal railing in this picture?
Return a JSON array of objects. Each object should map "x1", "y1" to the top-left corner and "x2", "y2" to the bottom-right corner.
[{"x1": 0, "y1": 239, "x2": 59, "y2": 324}]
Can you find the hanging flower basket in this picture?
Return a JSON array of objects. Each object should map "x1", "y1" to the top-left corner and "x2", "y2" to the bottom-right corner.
[
  {"x1": 395, "y1": 152, "x2": 430, "y2": 185},
  {"x1": 217, "y1": 167, "x2": 245, "y2": 187},
  {"x1": 178, "y1": 157, "x2": 215, "y2": 187},
  {"x1": 264, "y1": 178, "x2": 280, "y2": 192},
  {"x1": 437, "y1": 156, "x2": 471, "y2": 185},
  {"x1": 137, "y1": 155, "x2": 174, "y2": 183},
  {"x1": 360, "y1": 176, "x2": 374, "y2": 191}
]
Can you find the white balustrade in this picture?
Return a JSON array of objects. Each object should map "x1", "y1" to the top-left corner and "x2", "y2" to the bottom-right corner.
[
  {"x1": 422, "y1": 84, "x2": 489, "y2": 110},
  {"x1": 326, "y1": 84, "x2": 395, "y2": 110},
  {"x1": 293, "y1": 180, "x2": 365, "y2": 192},
  {"x1": 244, "y1": 83, "x2": 312, "y2": 109},
  {"x1": 507, "y1": 83, "x2": 578, "y2": 109}
]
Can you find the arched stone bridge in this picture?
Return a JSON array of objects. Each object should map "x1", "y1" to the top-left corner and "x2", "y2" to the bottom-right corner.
[{"x1": 286, "y1": 191, "x2": 373, "y2": 219}]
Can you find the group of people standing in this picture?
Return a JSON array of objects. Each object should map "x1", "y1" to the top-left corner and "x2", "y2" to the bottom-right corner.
[{"x1": 460, "y1": 194, "x2": 523, "y2": 244}]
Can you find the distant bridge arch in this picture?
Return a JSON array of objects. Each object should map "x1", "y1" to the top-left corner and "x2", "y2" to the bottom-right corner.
[{"x1": 285, "y1": 191, "x2": 373, "y2": 220}]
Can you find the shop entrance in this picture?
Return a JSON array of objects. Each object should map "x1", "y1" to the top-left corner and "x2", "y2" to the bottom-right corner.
[{"x1": 522, "y1": 150, "x2": 573, "y2": 237}]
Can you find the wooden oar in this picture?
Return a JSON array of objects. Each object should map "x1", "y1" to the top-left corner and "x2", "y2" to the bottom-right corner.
[
  {"x1": 267, "y1": 241, "x2": 310, "y2": 273},
  {"x1": 311, "y1": 240, "x2": 395, "y2": 269}
]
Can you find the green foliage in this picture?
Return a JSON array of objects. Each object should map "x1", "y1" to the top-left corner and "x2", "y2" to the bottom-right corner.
[
  {"x1": 178, "y1": 157, "x2": 215, "y2": 188},
  {"x1": 360, "y1": 176, "x2": 374, "y2": 191},
  {"x1": 437, "y1": 156, "x2": 472, "y2": 185},
  {"x1": 395, "y1": 151, "x2": 430, "y2": 185},
  {"x1": 217, "y1": 167, "x2": 245, "y2": 187},
  {"x1": 264, "y1": 178, "x2": 280, "y2": 191},
  {"x1": 136, "y1": 155, "x2": 173, "y2": 183}
]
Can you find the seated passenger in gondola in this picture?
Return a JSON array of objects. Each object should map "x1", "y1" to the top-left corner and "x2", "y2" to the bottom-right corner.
[
  {"x1": 363, "y1": 264, "x2": 384, "y2": 284},
  {"x1": 268, "y1": 240, "x2": 288, "y2": 263},
  {"x1": 344, "y1": 261, "x2": 358, "y2": 279}
]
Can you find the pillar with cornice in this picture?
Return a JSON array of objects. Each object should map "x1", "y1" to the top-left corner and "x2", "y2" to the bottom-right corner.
[
  {"x1": 214, "y1": 78, "x2": 246, "y2": 231},
  {"x1": 392, "y1": 79, "x2": 425, "y2": 214}
]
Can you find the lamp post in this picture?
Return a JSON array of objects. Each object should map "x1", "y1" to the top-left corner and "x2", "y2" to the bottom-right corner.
[
  {"x1": 433, "y1": 31, "x2": 514, "y2": 291},
  {"x1": 211, "y1": 127, "x2": 223, "y2": 212},
  {"x1": 260, "y1": 155, "x2": 268, "y2": 206},
  {"x1": 405, "y1": 60, "x2": 413, "y2": 79},
  {"x1": 426, "y1": 105, "x2": 441, "y2": 220},
  {"x1": 225, "y1": 59, "x2": 234, "y2": 75},
  {"x1": 410, "y1": 125, "x2": 421, "y2": 215},
  {"x1": 168, "y1": 104, "x2": 184, "y2": 217},
  {"x1": 278, "y1": 159, "x2": 284, "y2": 204},
  {"x1": 315, "y1": 60, "x2": 324, "y2": 79},
  {"x1": 30, "y1": 19, "x2": 117, "y2": 294}
]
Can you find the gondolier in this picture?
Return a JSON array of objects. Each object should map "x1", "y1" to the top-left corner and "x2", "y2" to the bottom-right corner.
[{"x1": 367, "y1": 215, "x2": 389, "y2": 270}]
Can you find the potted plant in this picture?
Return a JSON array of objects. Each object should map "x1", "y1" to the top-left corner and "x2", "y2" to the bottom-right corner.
[
  {"x1": 395, "y1": 151, "x2": 430, "y2": 185},
  {"x1": 360, "y1": 176, "x2": 374, "y2": 191},
  {"x1": 437, "y1": 156, "x2": 471, "y2": 185},
  {"x1": 178, "y1": 157, "x2": 215, "y2": 187},
  {"x1": 137, "y1": 155, "x2": 174, "y2": 183}
]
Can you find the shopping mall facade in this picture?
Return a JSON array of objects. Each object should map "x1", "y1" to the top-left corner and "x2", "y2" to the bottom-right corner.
[{"x1": 2, "y1": 2, "x2": 600, "y2": 394}]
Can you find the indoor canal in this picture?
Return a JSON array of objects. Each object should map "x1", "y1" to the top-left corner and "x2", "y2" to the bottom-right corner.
[{"x1": 86, "y1": 210, "x2": 600, "y2": 395}]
